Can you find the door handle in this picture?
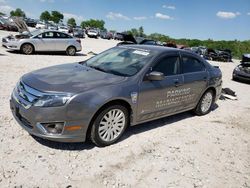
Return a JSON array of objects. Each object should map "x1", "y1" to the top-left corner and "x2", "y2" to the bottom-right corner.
[
  {"x1": 173, "y1": 78, "x2": 181, "y2": 87},
  {"x1": 203, "y1": 76, "x2": 207, "y2": 81}
]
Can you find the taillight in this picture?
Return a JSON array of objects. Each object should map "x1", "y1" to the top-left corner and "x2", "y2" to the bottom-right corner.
[{"x1": 76, "y1": 39, "x2": 81, "y2": 43}]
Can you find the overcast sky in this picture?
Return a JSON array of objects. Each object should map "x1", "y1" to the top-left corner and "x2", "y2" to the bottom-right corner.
[{"x1": 0, "y1": 0, "x2": 249, "y2": 40}]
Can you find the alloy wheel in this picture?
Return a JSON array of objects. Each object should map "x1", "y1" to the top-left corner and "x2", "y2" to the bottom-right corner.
[{"x1": 98, "y1": 109, "x2": 126, "y2": 142}]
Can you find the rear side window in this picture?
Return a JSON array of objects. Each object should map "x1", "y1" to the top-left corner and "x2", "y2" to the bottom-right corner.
[
  {"x1": 182, "y1": 56, "x2": 205, "y2": 73},
  {"x1": 54, "y1": 32, "x2": 72, "y2": 38},
  {"x1": 153, "y1": 56, "x2": 179, "y2": 76}
]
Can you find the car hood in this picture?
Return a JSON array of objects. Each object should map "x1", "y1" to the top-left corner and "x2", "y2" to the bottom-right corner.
[{"x1": 21, "y1": 63, "x2": 126, "y2": 94}]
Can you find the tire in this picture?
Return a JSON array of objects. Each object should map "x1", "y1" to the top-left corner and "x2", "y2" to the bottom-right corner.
[
  {"x1": 21, "y1": 43, "x2": 34, "y2": 55},
  {"x1": 194, "y1": 90, "x2": 215, "y2": 116},
  {"x1": 66, "y1": 46, "x2": 76, "y2": 56},
  {"x1": 90, "y1": 105, "x2": 129, "y2": 147}
]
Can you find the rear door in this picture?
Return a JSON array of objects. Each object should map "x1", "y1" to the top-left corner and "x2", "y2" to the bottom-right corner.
[
  {"x1": 137, "y1": 54, "x2": 186, "y2": 122},
  {"x1": 54, "y1": 32, "x2": 73, "y2": 51},
  {"x1": 180, "y1": 53, "x2": 208, "y2": 109}
]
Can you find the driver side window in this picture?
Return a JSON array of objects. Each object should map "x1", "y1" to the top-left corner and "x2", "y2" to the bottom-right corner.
[{"x1": 153, "y1": 56, "x2": 180, "y2": 76}]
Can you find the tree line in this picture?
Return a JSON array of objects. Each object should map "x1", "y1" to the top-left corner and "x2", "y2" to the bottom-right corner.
[{"x1": 1, "y1": 8, "x2": 249, "y2": 58}]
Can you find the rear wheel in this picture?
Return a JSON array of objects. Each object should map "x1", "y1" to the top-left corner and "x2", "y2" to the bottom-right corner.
[
  {"x1": 66, "y1": 46, "x2": 76, "y2": 56},
  {"x1": 194, "y1": 90, "x2": 214, "y2": 116},
  {"x1": 21, "y1": 43, "x2": 34, "y2": 55},
  {"x1": 90, "y1": 105, "x2": 129, "y2": 147}
]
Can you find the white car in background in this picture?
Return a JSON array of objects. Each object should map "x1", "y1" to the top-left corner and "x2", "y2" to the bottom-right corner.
[
  {"x1": 2, "y1": 29, "x2": 82, "y2": 56},
  {"x1": 35, "y1": 21, "x2": 46, "y2": 29},
  {"x1": 87, "y1": 29, "x2": 99, "y2": 38},
  {"x1": 58, "y1": 26, "x2": 68, "y2": 33}
]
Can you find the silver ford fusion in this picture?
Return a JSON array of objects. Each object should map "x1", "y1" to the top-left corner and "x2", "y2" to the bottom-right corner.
[
  {"x1": 10, "y1": 45, "x2": 222, "y2": 146},
  {"x1": 2, "y1": 29, "x2": 82, "y2": 55}
]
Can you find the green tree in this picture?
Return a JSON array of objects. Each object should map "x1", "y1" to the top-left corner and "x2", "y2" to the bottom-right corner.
[
  {"x1": 67, "y1": 18, "x2": 76, "y2": 27},
  {"x1": 10, "y1": 8, "x2": 26, "y2": 18},
  {"x1": 50, "y1": 11, "x2": 64, "y2": 23},
  {"x1": 0, "y1": 12, "x2": 5, "y2": 16},
  {"x1": 81, "y1": 19, "x2": 105, "y2": 30},
  {"x1": 40, "y1": 11, "x2": 51, "y2": 22},
  {"x1": 138, "y1": 26, "x2": 145, "y2": 37}
]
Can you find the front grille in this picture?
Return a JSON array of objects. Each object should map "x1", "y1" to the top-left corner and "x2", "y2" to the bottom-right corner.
[{"x1": 14, "y1": 81, "x2": 40, "y2": 109}]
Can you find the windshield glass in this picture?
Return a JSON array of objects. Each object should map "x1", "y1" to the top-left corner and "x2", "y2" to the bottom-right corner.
[
  {"x1": 30, "y1": 29, "x2": 42, "y2": 37},
  {"x1": 84, "y1": 47, "x2": 155, "y2": 77}
]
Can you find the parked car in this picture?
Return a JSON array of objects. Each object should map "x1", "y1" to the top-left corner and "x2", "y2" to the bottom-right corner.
[
  {"x1": 58, "y1": 26, "x2": 68, "y2": 33},
  {"x1": 0, "y1": 17, "x2": 18, "y2": 31},
  {"x1": 232, "y1": 54, "x2": 250, "y2": 83},
  {"x1": 100, "y1": 31, "x2": 113, "y2": 40},
  {"x1": 204, "y1": 48, "x2": 232, "y2": 62},
  {"x1": 117, "y1": 34, "x2": 158, "y2": 46},
  {"x1": 10, "y1": 45, "x2": 222, "y2": 146},
  {"x1": 24, "y1": 18, "x2": 37, "y2": 27},
  {"x1": 2, "y1": 29, "x2": 82, "y2": 55},
  {"x1": 73, "y1": 28, "x2": 85, "y2": 38},
  {"x1": 47, "y1": 23, "x2": 58, "y2": 30},
  {"x1": 114, "y1": 32, "x2": 124, "y2": 40},
  {"x1": 35, "y1": 21, "x2": 46, "y2": 29},
  {"x1": 87, "y1": 29, "x2": 98, "y2": 38}
]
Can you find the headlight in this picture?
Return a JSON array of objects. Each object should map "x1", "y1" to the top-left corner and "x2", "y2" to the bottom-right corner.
[
  {"x1": 34, "y1": 94, "x2": 72, "y2": 107},
  {"x1": 234, "y1": 65, "x2": 241, "y2": 72}
]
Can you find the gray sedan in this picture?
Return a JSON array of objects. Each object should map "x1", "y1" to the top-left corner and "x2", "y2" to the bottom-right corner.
[
  {"x1": 2, "y1": 29, "x2": 82, "y2": 55},
  {"x1": 10, "y1": 45, "x2": 222, "y2": 146}
]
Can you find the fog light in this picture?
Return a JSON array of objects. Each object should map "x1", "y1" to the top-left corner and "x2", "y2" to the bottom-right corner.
[{"x1": 41, "y1": 122, "x2": 64, "y2": 134}]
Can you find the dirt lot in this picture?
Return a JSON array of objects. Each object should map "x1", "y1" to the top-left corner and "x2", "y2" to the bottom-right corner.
[{"x1": 0, "y1": 30, "x2": 249, "y2": 188}]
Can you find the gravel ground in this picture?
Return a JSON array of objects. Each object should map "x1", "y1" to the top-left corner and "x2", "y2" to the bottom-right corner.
[{"x1": 0, "y1": 30, "x2": 249, "y2": 188}]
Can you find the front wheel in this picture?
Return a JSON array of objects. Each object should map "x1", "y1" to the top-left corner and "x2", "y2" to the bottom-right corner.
[
  {"x1": 194, "y1": 90, "x2": 214, "y2": 116},
  {"x1": 21, "y1": 43, "x2": 34, "y2": 55},
  {"x1": 90, "y1": 105, "x2": 129, "y2": 147}
]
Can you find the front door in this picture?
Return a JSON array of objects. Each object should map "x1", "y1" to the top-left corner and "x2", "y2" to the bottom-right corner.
[
  {"x1": 36, "y1": 31, "x2": 58, "y2": 51},
  {"x1": 137, "y1": 55, "x2": 187, "y2": 122}
]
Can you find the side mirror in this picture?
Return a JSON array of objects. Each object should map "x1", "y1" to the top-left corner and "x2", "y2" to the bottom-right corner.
[
  {"x1": 147, "y1": 71, "x2": 165, "y2": 81},
  {"x1": 37, "y1": 35, "x2": 42, "y2": 39}
]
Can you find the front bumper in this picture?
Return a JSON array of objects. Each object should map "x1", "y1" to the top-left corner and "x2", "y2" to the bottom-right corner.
[
  {"x1": 233, "y1": 71, "x2": 250, "y2": 82},
  {"x1": 2, "y1": 39, "x2": 20, "y2": 50},
  {"x1": 10, "y1": 94, "x2": 88, "y2": 143}
]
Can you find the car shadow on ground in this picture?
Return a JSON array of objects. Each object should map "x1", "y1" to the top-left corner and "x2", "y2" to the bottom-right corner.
[
  {"x1": 6, "y1": 50, "x2": 87, "y2": 56},
  {"x1": 232, "y1": 79, "x2": 250, "y2": 85},
  {"x1": 32, "y1": 104, "x2": 219, "y2": 150},
  {"x1": 32, "y1": 136, "x2": 95, "y2": 151}
]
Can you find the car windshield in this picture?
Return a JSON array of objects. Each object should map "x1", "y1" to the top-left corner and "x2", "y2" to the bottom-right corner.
[
  {"x1": 30, "y1": 29, "x2": 42, "y2": 37},
  {"x1": 83, "y1": 47, "x2": 155, "y2": 77}
]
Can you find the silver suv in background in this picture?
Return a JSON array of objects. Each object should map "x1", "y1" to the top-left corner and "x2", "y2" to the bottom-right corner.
[{"x1": 2, "y1": 29, "x2": 82, "y2": 55}]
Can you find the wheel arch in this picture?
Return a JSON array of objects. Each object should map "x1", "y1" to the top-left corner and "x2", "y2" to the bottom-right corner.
[
  {"x1": 20, "y1": 42, "x2": 35, "y2": 51},
  {"x1": 86, "y1": 99, "x2": 132, "y2": 140}
]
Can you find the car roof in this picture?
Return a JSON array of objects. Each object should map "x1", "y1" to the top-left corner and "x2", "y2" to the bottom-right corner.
[
  {"x1": 118, "y1": 44, "x2": 202, "y2": 58},
  {"x1": 119, "y1": 44, "x2": 181, "y2": 53}
]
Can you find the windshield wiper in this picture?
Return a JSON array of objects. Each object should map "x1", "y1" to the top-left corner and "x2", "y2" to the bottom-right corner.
[{"x1": 88, "y1": 65, "x2": 107, "y2": 73}]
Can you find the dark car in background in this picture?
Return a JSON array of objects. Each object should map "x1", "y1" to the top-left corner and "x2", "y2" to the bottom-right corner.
[
  {"x1": 100, "y1": 31, "x2": 113, "y2": 40},
  {"x1": 114, "y1": 32, "x2": 124, "y2": 40},
  {"x1": 117, "y1": 33, "x2": 158, "y2": 46},
  {"x1": 233, "y1": 54, "x2": 250, "y2": 83},
  {"x1": 73, "y1": 28, "x2": 85, "y2": 38},
  {"x1": 0, "y1": 17, "x2": 18, "y2": 31},
  {"x1": 24, "y1": 18, "x2": 37, "y2": 27},
  {"x1": 10, "y1": 45, "x2": 222, "y2": 146}
]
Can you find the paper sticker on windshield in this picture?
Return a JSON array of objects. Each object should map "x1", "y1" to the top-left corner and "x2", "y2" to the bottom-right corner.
[{"x1": 133, "y1": 50, "x2": 149, "y2": 56}]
